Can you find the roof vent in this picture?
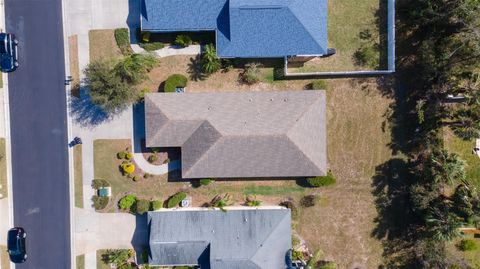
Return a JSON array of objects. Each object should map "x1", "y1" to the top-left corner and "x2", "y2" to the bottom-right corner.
[
  {"x1": 284, "y1": 98, "x2": 288, "y2": 102},
  {"x1": 248, "y1": 98, "x2": 253, "y2": 102},
  {"x1": 270, "y1": 98, "x2": 274, "y2": 101}
]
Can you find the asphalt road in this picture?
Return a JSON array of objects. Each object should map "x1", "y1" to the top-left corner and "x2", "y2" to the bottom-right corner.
[{"x1": 5, "y1": 0, "x2": 71, "y2": 268}]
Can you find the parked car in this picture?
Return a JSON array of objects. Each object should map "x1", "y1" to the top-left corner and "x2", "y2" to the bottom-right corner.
[
  {"x1": 0, "y1": 33, "x2": 18, "y2": 72},
  {"x1": 7, "y1": 227, "x2": 27, "y2": 263}
]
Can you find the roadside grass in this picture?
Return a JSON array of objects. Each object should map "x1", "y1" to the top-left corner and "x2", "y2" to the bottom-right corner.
[
  {"x1": 96, "y1": 250, "x2": 110, "y2": 269},
  {"x1": 0, "y1": 138, "x2": 7, "y2": 199},
  {"x1": 68, "y1": 35, "x2": 80, "y2": 96},
  {"x1": 0, "y1": 245, "x2": 10, "y2": 269},
  {"x1": 0, "y1": 73, "x2": 3, "y2": 89},
  {"x1": 76, "y1": 254, "x2": 85, "y2": 269},
  {"x1": 443, "y1": 127, "x2": 480, "y2": 188},
  {"x1": 288, "y1": 0, "x2": 384, "y2": 72},
  {"x1": 89, "y1": 30, "x2": 123, "y2": 62},
  {"x1": 74, "y1": 145, "x2": 83, "y2": 208}
]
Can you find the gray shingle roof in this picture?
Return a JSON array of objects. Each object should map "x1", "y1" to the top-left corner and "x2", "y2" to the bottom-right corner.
[
  {"x1": 148, "y1": 208, "x2": 292, "y2": 268},
  {"x1": 145, "y1": 91, "x2": 327, "y2": 178}
]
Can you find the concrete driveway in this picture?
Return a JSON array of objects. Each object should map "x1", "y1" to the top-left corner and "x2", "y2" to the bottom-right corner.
[{"x1": 75, "y1": 208, "x2": 148, "y2": 255}]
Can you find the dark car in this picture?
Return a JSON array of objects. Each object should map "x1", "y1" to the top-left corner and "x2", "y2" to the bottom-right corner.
[
  {"x1": 7, "y1": 227, "x2": 27, "y2": 263},
  {"x1": 0, "y1": 33, "x2": 18, "y2": 72}
]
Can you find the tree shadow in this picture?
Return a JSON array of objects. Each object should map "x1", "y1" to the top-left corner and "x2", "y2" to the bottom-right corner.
[
  {"x1": 69, "y1": 86, "x2": 111, "y2": 127},
  {"x1": 127, "y1": 0, "x2": 141, "y2": 44},
  {"x1": 132, "y1": 102, "x2": 145, "y2": 153},
  {"x1": 131, "y1": 214, "x2": 149, "y2": 262},
  {"x1": 187, "y1": 55, "x2": 207, "y2": 81}
]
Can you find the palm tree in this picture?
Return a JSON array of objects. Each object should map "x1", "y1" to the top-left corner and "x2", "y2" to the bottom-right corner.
[
  {"x1": 201, "y1": 44, "x2": 221, "y2": 74},
  {"x1": 427, "y1": 149, "x2": 466, "y2": 185},
  {"x1": 426, "y1": 208, "x2": 464, "y2": 241},
  {"x1": 114, "y1": 53, "x2": 158, "y2": 84}
]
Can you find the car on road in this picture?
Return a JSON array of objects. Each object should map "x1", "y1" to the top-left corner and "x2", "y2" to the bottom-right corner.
[
  {"x1": 0, "y1": 33, "x2": 18, "y2": 72},
  {"x1": 7, "y1": 227, "x2": 27, "y2": 263}
]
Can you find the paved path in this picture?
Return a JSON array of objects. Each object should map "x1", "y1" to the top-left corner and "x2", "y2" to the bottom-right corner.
[
  {"x1": 6, "y1": 0, "x2": 71, "y2": 267},
  {"x1": 132, "y1": 44, "x2": 201, "y2": 57},
  {"x1": 75, "y1": 208, "x2": 148, "y2": 255}
]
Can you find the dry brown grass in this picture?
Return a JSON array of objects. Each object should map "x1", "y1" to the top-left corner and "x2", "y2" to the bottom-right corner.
[
  {"x1": 68, "y1": 35, "x2": 80, "y2": 85},
  {"x1": 74, "y1": 145, "x2": 83, "y2": 208},
  {"x1": 0, "y1": 138, "x2": 7, "y2": 199},
  {"x1": 88, "y1": 30, "x2": 123, "y2": 62}
]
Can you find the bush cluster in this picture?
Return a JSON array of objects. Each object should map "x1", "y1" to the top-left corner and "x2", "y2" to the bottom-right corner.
[
  {"x1": 114, "y1": 28, "x2": 133, "y2": 56},
  {"x1": 139, "y1": 42, "x2": 165, "y2": 52},
  {"x1": 164, "y1": 74, "x2": 188, "y2": 92},
  {"x1": 307, "y1": 171, "x2": 336, "y2": 187},
  {"x1": 166, "y1": 192, "x2": 187, "y2": 208},
  {"x1": 174, "y1": 34, "x2": 192, "y2": 47},
  {"x1": 118, "y1": 194, "x2": 137, "y2": 211}
]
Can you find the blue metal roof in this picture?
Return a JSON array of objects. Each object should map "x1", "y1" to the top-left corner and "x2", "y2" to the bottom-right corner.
[{"x1": 141, "y1": 0, "x2": 328, "y2": 57}]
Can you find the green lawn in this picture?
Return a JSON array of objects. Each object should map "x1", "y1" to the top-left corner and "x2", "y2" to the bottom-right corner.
[
  {"x1": 288, "y1": 0, "x2": 385, "y2": 72},
  {"x1": 446, "y1": 236, "x2": 480, "y2": 268},
  {"x1": 443, "y1": 127, "x2": 480, "y2": 188},
  {"x1": 76, "y1": 254, "x2": 85, "y2": 269},
  {"x1": 74, "y1": 145, "x2": 83, "y2": 208},
  {"x1": 0, "y1": 138, "x2": 7, "y2": 199}
]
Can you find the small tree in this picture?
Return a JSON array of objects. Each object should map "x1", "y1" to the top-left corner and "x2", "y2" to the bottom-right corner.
[
  {"x1": 201, "y1": 44, "x2": 221, "y2": 74},
  {"x1": 135, "y1": 199, "x2": 150, "y2": 215},
  {"x1": 174, "y1": 34, "x2": 193, "y2": 47},
  {"x1": 118, "y1": 195, "x2": 137, "y2": 211},
  {"x1": 240, "y1": 62, "x2": 262, "y2": 85}
]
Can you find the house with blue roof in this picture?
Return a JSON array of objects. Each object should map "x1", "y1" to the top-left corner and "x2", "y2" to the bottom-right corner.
[{"x1": 141, "y1": 0, "x2": 331, "y2": 58}]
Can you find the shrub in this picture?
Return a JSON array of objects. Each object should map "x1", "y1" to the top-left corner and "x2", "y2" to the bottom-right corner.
[
  {"x1": 135, "y1": 199, "x2": 150, "y2": 214},
  {"x1": 280, "y1": 200, "x2": 298, "y2": 219},
  {"x1": 300, "y1": 194, "x2": 317, "y2": 207},
  {"x1": 114, "y1": 53, "x2": 158, "y2": 84},
  {"x1": 92, "y1": 196, "x2": 109, "y2": 210},
  {"x1": 240, "y1": 62, "x2": 262, "y2": 85},
  {"x1": 143, "y1": 173, "x2": 151, "y2": 179},
  {"x1": 114, "y1": 28, "x2": 133, "y2": 56},
  {"x1": 164, "y1": 74, "x2": 188, "y2": 93},
  {"x1": 141, "y1": 31, "x2": 150, "y2": 42},
  {"x1": 292, "y1": 249, "x2": 305, "y2": 260},
  {"x1": 117, "y1": 151, "x2": 127, "y2": 159},
  {"x1": 174, "y1": 35, "x2": 192, "y2": 48},
  {"x1": 307, "y1": 171, "x2": 336, "y2": 187},
  {"x1": 151, "y1": 200, "x2": 163, "y2": 210},
  {"x1": 208, "y1": 193, "x2": 233, "y2": 211},
  {"x1": 166, "y1": 192, "x2": 187, "y2": 208},
  {"x1": 354, "y1": 45, "x2": 378, "y2": 68},
  {"x1": 199, "y1": 178, "x2": 213, "y2": 186},
  {"x1": 148, "y1": 154, "x2": 158, "y2": 163},
  {"x1": 245, "y1": 195, "x2": 262, "y2": 207},
  {"x1": 201, "y1": 44, "x2": 221, "y2": 74},
  {"x1": 118, "y1": 194, "x2": 137, "y2": 211},
  {"x1": 458, "y1": 239, "x2": 478, "y2": 251},
  {"x1": 125, "y1": 152, "x2": 133, "y2": 160},
  {"x1": 91, "y1": 178, "x2": 110, "y2": 189},
  {"x1": 121, "y1": 163, "x2": 135, "y2": 175},
  {"x1": 309, "y1": 80, "x2": 327, "y2": 90},
  {"x1": 139, "y1": 42, "x2": 165, "y2": 52},
  {"x1": 132, "y1": 175, "x2": 140, "y2": 182}
]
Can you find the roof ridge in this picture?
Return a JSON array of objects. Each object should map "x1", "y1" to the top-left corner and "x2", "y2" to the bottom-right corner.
[
  {"x1": 286, "y1": 93, "x2": 322, "y2": 132},
  {"x1": 284, "y1": 4, "x2": 325, "y2": 53},
  {"x1": 285, "y1": 135, "x2": 322, "y2": 174}
]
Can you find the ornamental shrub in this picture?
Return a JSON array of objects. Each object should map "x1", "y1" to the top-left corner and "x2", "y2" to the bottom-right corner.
[
  {"x1": 166, "y1": 192, "x2": 187, "y2": 208},
  {"x1": 139, "y1": 42, "x2": 164, "y2": 52},
  {"x1": 125, "y1": 152, "x2": 133, "y2": 160},
  {"x1": 91, "y1": 178, "x2": 110, "y2": 189},
  {"x1": 240, "y1": 62, "x2": 261, "y2": 85},
  {"x1": 174, "y1": 34, "x2": 192, "y2": 48},
  {"x1": 121, "y1": 163, "x2": 135, "y2": 175},
  {"x1": 135, "y1": 199, "x2": 150, "y2": 215},
  {"x1": 132, "y1": 175, "x2": 140, "y2": 182},
  {"x1": 199, "y1": 178, "x2": 213, "y2": 186},
  {"x1": 117, "y1": 151, "x2": 127, "y2": 159},
  {"x1": 114, "y1": 28, "x2": 133, "y2": 56},
  {"x1": 151, "y1": 200, "x2": 163, "y2": 210},
  {"x1": 92, "y1": 196, "x2": 109, "y2": 210},
  {"x1": 118, "y1": 194, "x2": 137, "y2": 211},
  {"x1": 307, "y1": 171, "x2": 336, "y2": 187},
  {"x1": 458, "y1": 239, "x2": 478, "y2": 251},
  {"x1": 148, "y1": 154, "x2": 158, "y2": 163},
  {"x1": 164, "y1": 74, "x2": 188, "y2": 93}
]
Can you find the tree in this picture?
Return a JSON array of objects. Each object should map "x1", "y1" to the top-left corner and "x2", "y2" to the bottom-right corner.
[
  {"x1": 114, "y1": 53, "x2": 158, "y2": 84},
  {"x1": 426, "y1": 207, "x2": 464, "y2": 241},
  {"x1": 425, "y1": 150, "x2": 466, "y2": 185},
  {"x1": 84, "y1": 60, "x2": 134, "y2": 113},
  {"x1": 201, "y1": 44, "x2": 221, "y2": 74}
]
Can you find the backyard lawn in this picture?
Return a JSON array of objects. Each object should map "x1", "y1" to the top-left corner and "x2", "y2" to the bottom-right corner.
[
  {"x1": 74, "y1": 145, "x2": 83, "y2": 208},
  {"x1": 93, "y1": 78, "x2": 393, "y2": 268},
  {"x1": 89, "y1": 30, "x2": 123, "y2": 62},
  {"x1": 288, "y1": 0, "x2": 385, "y2": 72}
]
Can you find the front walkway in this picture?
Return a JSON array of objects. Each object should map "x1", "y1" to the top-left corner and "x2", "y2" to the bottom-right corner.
[
  {"x1": 132, "y1": 44, "x2": 201, "y2": 57},
  {"x1": 133, "y1": 154, "x2": 181, "y2": 175}
]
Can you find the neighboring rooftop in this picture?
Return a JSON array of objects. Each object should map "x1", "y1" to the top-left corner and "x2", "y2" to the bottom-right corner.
[
  {"x1": 141, "y1": 0, "x2": 328, "y2": 58},
  {"x1": 145, "y1": 91, "x2": 327, "y2": 179},
  {"x1": 147, "y1": 208, "x2": 292, "y2": 268}
]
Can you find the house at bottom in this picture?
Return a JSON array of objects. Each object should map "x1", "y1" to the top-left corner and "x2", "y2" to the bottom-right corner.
[
  {"x1": 147, "y1": 208, "x2": 292, "y2": 268},
  {"x1": 145, "y1": 91, "x2": 327, "y2": 179},
  {"x1": 140, "y1": 0, "x2": 332, "y2": 58}
]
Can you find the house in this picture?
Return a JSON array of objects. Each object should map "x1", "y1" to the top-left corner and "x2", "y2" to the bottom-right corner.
[
  {"x1": 145, "y1": 91, "x2": 327, "y2": 179},
  {"x1": 140, "y1": 0, "x2": 331, "y2": 58},
  {"x1": 147, "y1": 208, "x2": 292, "y2": 268}
]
